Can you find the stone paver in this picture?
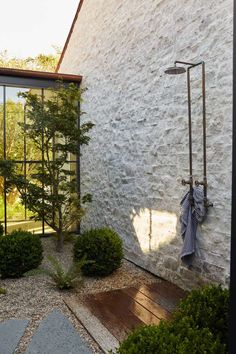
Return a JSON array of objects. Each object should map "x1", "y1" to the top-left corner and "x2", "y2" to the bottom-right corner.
[
  {"x1": 0, "y1": 319, "x2": 29, "y2": 354},
  {"x1": 26, "y1": 309, "x2": 92, "y2": 354}
]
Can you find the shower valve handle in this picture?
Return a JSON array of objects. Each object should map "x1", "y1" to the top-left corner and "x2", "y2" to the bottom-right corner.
[
  {"x1": 195, "y1": 179, "x2": 207, "y2": 187},
  {"x1": 181, "y1": 178, "x2": 193, "y2": 186}
]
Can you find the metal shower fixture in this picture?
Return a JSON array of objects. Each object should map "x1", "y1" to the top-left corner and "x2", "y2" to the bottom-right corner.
[
  {"x1": 164, "y1": 64, "x2": 186, "y2": 75},
  {"x1": 165, "y1": 60, "x2": 213, "y2": 208}
]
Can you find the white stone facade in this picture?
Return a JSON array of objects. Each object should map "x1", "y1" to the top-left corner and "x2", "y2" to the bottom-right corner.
[{"x1": 59, "y1": 0, "x2": 233, "y2": 289}]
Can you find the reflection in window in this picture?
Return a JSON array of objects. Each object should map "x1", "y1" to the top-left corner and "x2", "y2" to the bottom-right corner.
[{"x1": 0, "y1": 86, "x2": 78, "y2": 235}]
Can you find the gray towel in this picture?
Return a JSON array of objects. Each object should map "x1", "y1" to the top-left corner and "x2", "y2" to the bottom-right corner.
[{"x1": 180, "y1": 186, "x2": 206, "y2": 265}]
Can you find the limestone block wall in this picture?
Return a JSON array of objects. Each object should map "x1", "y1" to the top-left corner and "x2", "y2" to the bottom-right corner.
[{"x1": 59, "y1": 0, "x2": 233, "y2": 289}]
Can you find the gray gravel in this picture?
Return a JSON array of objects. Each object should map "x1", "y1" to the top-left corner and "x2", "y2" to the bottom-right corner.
[{"x1": 0, "y1": 237, "x2": 159, "y2": 354}]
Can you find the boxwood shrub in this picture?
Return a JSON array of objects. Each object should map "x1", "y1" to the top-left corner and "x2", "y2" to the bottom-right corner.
[
  {"x1": 116, "y1": 319, "x2": 226, "y2": 354},
  {"x1": 0, "y1": 230, "x2": 43, "y2": 278},
  {"x1": 116, "y1": 285, "x2": 229, "y2": 354},
  {"x1": 73, "y1": 227, "x2": 123, "y2": 276},
  {"x1": 173, "y1": 284, "x2": 229, "y2": 347}
]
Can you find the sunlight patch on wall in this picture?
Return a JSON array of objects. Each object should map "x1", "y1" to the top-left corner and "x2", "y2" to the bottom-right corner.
[{"x1": 132, "y1": 208, "x2": 177, "y2": 253}]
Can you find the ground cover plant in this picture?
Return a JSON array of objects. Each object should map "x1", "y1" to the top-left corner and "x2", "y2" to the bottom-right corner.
[
  {"x1": 116, "y1": 285, "x2": 229, "y2": 354},
  {"x1": 0, "y1": 230, "x2": 43, "y2": 278},
  {"x1": 74, "y1": 227, "x2": 123, "y2": 276},
  {"x1": 25, "y1": 255, "x2": 87, "y2": 290}
]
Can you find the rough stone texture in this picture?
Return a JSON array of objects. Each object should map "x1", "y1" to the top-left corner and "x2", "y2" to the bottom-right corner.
[
  {"x1": 59, "y1": 0, "x2": 233, "y2": 290},
  {"x1": 0, "y1": 319, "x2": 28, "y2": 354},
  {"x1": 26, "y1": 309, "x2": 92, "y2": 354}
]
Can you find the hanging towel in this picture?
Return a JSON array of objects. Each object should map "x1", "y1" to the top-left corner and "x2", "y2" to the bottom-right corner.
[{"x1": 180, "y1": 186, "x2": 206, "y2": 265}]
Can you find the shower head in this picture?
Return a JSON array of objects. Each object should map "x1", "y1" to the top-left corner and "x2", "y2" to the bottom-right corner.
[{"x1": 164, "y1": 65, "x2": 186, "y2": 75}]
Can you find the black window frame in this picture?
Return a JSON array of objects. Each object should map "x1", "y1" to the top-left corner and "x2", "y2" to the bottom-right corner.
[{"x1": 0, "y1": 68, "x2": 82, "y2": 235}]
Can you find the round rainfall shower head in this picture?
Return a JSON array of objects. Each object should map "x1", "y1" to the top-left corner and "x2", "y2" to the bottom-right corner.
[{"x1": 164, "y1": 65, "x2": 186, "y2": 75}]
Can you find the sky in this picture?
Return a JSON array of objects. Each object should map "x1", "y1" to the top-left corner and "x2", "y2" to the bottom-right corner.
[{"x1": 0, "y1": 0, "x2": 79, "y2": 58}]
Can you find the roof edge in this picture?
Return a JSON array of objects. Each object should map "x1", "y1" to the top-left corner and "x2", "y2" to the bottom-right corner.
[
  {"x1": 56, "y1": 0, "x2": 85, "y2": 73},
  {"x1": 0, "y1": 67, "x2": 82, "y2": 83}
]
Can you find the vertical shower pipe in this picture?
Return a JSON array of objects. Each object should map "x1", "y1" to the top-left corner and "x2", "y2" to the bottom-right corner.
[
  {"x1": 187, "y1": 67, "x2": 194, "y2": 204},
  {"x1": 192, "y1": 61, "x2": 210, "y2": 206},
  {"x1": 173, "y1": 60, "x2": 196, "y2": 201},
  {"x1": 202, "y1": 62, "x2": 207, "y2": 204}
]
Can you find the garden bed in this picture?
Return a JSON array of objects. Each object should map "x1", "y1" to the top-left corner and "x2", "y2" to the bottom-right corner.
[{"x1": 0, "y1": 237, "x2": 159, "y2": 353}]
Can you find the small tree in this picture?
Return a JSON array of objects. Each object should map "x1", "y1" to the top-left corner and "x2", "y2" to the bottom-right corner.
[{"x1": 0, "y1": 82, "x2": 93, "y2": 251}]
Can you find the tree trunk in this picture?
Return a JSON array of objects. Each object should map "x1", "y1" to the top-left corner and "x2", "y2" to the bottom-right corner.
[
  {"x1": 56, "y1": 230, "x2": 64, "y2": 252},
  {"x1": 56, "y1": 210, "x2": 64, "y2": 252}
]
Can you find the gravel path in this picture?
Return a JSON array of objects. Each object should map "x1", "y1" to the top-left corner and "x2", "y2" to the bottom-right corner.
[{"x1": 0, "y1": 237, "x2": 160, "y2": 354}]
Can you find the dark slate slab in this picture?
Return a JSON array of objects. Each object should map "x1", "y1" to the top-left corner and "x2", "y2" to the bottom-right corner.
[
  {"x1": 26, "y1": 309, "x2": 92, "y2": 354},
  {"x1": 0, "y1": 319, "x2": 29, "y2": 354}
]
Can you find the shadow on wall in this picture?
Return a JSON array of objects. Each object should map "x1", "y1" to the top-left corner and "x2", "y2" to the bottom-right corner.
[{"x1": 131, "y1": 208, "x2": 177, "y2": 254}]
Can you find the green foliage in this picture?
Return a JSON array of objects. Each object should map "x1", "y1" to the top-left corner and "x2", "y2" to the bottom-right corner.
[
  {"x1": 116, "y1": 319, "x2": 226, "y2": 354},
  {"x1": 0, "y1": 287, "x2": 6, "y2": 294},
  {"x1": 0, "y1": 83, "x2": 94, "y2": 251},
  {"x1": 173, "y1": 285, "x2": 229, "y2": 348},
  {"x1": 0, "y1": 48, "x2": 60, "y2": 71},
  {"x1": 25, "y1": 255, "x2": 86, "y2": 290},
  {"x1": 116, "y1": 285, "x2": 229, "y2": 354},
  {"x1": 0, "y1": 100, "x2": 41, "y2": 206},
  {"x1": 0, "y1": 230, "x2": 43, "y2": 278},
  {"x1": 74, "y1": 228, "x2": 123, "y2": 276},
  {"x1": 0, "y1": 222, "x2": 4, "y2": 236}
]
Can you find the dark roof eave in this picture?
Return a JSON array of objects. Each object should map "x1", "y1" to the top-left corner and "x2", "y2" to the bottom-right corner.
[{"x1": 0, "y1": 67, "x2": 82, "y2": 83}]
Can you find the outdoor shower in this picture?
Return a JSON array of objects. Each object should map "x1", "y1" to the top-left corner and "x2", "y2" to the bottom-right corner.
[{"x1": 164, "y1": 60, "x2": 213, "y2": 208}]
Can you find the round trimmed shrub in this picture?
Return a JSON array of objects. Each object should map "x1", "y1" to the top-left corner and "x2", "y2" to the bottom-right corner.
[
  {"x1": 116, "y1": 319, "x2": 226, "y2": 354},
  {"x1": 73, "y1": 227, "x2": 123, "y2": 276},
  {"x1": 173, "y1": 285, "x2": 229, "y2": 347},
  {"x1": 0, "y1": 230, "x2": 43, "y2": 278}
]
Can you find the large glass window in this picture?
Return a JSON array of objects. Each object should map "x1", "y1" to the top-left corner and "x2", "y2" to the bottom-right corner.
[{"x1": 0, "y1": 84, "x2": 79, "y2": 235}]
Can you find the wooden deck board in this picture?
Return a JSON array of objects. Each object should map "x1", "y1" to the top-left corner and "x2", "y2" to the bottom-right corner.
[
  {"x1": 122, "y1": 287, "x2": 172, "y2": 320},
  {"x1": 64, "y1": 281, "x2": 187, "y2": 352},
  {"x1": 95, "y1": 289, "x2": 161, "y2": 326},
  {"x1": 136, "y1": 281, "x2": 187, "y2": 312},
  {"x1": 83, "y1": 295, "x2": 129, "y2": 341}
]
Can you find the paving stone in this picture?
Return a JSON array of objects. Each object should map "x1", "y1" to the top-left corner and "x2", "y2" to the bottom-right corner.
[
  {"x1": 0, "y1": 319, "x2": 29, "y2": 354},
  {"x1": 26, "y1": 309, "x2": 92, "y2": 354}
]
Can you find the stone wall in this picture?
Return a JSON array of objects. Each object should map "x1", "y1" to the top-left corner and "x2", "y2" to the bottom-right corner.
[{"x1": 59, "y1": 0, "x2": 233, "y2": 290}]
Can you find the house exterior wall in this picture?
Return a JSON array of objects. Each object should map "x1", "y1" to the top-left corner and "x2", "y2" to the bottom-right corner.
[{"x1": 59, "y1": 0, "x2": 233, "y2": 290}]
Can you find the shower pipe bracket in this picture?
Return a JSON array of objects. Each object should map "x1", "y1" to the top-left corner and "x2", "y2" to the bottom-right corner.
[{"x1": 175, "y1": 60, "x2": 204, "y2": 68}]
